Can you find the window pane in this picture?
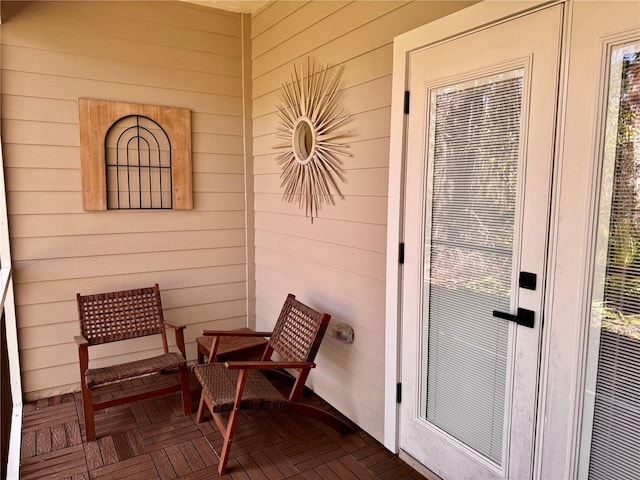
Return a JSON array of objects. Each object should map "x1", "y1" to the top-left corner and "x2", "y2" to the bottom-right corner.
[
  {"x1": 581, "y1": 41, "x2": 640, "y2": 480},
  {"x1": 423, "y1": 70, "x2": 523, "y2": 465}
]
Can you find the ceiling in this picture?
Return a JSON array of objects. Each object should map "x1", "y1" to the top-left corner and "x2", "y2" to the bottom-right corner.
[{"x1": 180, "y1": 0, "x2": 270, "y2": 14}]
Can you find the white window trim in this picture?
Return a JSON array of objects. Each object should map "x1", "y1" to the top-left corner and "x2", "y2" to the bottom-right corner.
[{"x1": 0, "y1": 137, "x2": 21, "y2": 478}]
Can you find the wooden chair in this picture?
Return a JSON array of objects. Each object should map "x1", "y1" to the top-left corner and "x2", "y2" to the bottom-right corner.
[
  {"x1": 74, "y1": 284, "x2": 192, "y2": 441},
  {"x1": 193, "y1": 293, "x2": 355, "y2": 474}
]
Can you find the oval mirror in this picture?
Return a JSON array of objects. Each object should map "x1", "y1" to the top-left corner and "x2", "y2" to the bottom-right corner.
[{"x1": 292, "y1": 117, "x2": 316, "y2": 164}]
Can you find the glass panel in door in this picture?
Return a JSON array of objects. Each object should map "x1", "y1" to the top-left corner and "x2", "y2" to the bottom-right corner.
[
  {"x1": 580, "y1": 40, "x2": 640, "y2": 480},
  {"x1": 423, "y1": 71, "x2": 523, "y2": 465}
]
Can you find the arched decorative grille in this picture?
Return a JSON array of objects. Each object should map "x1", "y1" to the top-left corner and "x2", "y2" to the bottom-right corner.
[{"x1": 105, "y1": 115, "x2": 172, "y2": 209}]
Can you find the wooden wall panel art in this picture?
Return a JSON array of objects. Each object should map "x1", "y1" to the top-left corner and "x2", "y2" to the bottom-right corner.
[{"x1": 78, "y1": 99, "x2": 192, "y2": 210}]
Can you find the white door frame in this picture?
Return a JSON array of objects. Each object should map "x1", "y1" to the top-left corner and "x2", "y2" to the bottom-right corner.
[
  {"x1": 384, "y1": 0, "x2": 565, "y2": 458},
  {"x1": 534, "y1": 4, "x2": 640, "y2": 479}
]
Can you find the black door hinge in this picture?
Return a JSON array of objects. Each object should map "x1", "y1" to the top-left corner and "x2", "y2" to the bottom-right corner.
[
  {"x1": 403, "y1": 91, "x2": 410, "y2": 114},
  {"x1": 399, "y1": 242, "x2": 405, "y2": 264},
  {"x1": 396, "y1": 383, "x2": 402, "y2": 403}
]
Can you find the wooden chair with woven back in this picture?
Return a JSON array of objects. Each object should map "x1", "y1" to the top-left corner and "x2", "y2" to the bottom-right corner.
[
  {"x1": 193, "y1": 293, "x2": 355, "y2": 474},
  {"x1": 74, "y1": 284, "x2": 192, "y2": 441}
]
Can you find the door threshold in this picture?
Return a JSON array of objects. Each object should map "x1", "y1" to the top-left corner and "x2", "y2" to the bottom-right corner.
[{"x1": 399, "y1": 449, "x2": 442, "y2": 480}]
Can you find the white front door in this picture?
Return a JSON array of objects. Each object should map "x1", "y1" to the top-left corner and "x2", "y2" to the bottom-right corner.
[{"x1": 399, "y1": 4, "x2": 563, "y2": 479}]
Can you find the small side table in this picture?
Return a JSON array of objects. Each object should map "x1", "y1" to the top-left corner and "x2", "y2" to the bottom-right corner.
[{"x1": 196, "y1": 327, "x2": 268, "y2": 364}]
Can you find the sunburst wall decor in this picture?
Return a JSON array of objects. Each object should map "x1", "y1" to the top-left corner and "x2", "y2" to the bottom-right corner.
[{"x1": 273, "y1": 60, "x2": 350, "y2": 220}]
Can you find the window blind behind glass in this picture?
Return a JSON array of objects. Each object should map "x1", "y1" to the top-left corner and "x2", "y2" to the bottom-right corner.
[
  {"x1": 424, "y1": 72, "x2": 523, "y2": 464},
  {"x1": 588, "y1": 48, "x2": 640, "y2": 480}
]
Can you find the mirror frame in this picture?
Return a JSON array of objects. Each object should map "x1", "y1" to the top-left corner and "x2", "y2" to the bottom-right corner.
[{"x1": 273, "y1": 60, "x2": 350, "y2": 220}]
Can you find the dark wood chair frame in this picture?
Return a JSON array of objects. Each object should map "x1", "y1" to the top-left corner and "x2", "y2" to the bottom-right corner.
[
  {"x1": 196, "y1": 327, "x2": 268, "y2": 364},
  {"x1": 74, "y1": 284, "x2": 192, "y2": 441},
  {"x1": 193, "y1": 293, "x2": 355, "y2": 474}
]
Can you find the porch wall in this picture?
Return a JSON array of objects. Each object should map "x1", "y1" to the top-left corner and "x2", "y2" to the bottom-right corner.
[
  {"x1": 250, "y1": 0, "x2": 475, "y2": 442},
  {"x1": 0, "y1": 1, "x2": 248, "y2": 398}
]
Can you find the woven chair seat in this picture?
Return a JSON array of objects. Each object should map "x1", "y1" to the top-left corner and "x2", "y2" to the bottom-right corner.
[
  {"x1": 86, "y1": 352, "x2": 185, "y2": 387},
  {"x1": 194, "y1": 362, "x2": 289, "y2": 413}
]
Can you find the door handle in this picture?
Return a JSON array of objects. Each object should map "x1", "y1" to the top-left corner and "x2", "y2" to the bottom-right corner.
[{"x1": 492, "y1": 308, "x2": 535, "y2": 328}]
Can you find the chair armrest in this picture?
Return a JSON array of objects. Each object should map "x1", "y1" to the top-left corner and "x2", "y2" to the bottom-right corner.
[
  {"x1": 165, "y1": 322, "x2": 186, "y2": 332},
  {"x1": 200, "y1": 329, "x2": 269, "y2": 363},
  {"x1": 202, "y1": 329, "x2": 272, "y2": 337},
  {"x1": 74, "y1": 335, "x2": 90, "y2": 375},
  {"x1": 225, "y1": 360, "x2": 315, "y2": 370},
  {"x1": 165, "y1": 323, "x2": 187, "y2": 358}
]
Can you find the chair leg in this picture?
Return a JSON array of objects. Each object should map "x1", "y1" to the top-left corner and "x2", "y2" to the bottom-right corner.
[
  {"x1": 178, "y1": 364, "x2": 192, "y2": 415},
  {"x1": 196, "y1": 394, "x2": 207, "y2": 423},
  {"x1": 217, "y1": 368, "x2": 250, "y2": 475},
  {"x1": 218, "y1": 409, "x2": 241, "y2": 475},
  {"x1": 81, "y1": 382, "x2": 96, "y2": 442}
]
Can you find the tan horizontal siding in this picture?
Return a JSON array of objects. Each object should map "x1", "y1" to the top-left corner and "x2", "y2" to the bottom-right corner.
[
  {"x1": 256, "y1": 248, "x2": 385, "y2": 308},
  {"x1": 192, "y1": 133, "x2": 244, "y2": 155},
  {"x1": 14, "y1": 264, "x2": 247, "y2": 308},
  {"x1": 1, "y1": 96, "x2": 78, "y2": 123},
  {"x1": 193, "y1": 172, "x2": 245, "y2": 191},
  {"x1": 2, "y1": 45, "x2": 241, "y2": 96},
  {"x1": 251, "y1": 1, "x2": 309, "y2": 38},
  {"x1": 13, "y1": 247, "x2": 246, "y2": 283},
  {"x1": 192, "y1": 153, "x2": 245, "y2": 174},
  {"x1": 11, "y1": 230, "x2": 246, "y2": 261},
  {"x1": 253, "y1": 193, "x2": 388, "y2": 225},
  {"x1": 22, "y1": 364, "x2": 79, "y2": 394},
  {"x1": 251, "y1": 0, "x2": 475, "y2": 441},
  {"x1": 251, "y1": 1, "x2": 350, "y2": 59},
  {"x1": 254, "y1": 212, "x2": 387, "y2": 252},
  {"x1": 9, "y1": 212, "x2": 246, "y2": 238},
  {"x1": 252, "y1": 1, "x2": 407, "y2": 78},
  {"x1": 1, "y1": 145, "x2": 80, "y2": 169},
  {"x1": 251, "y1": 43, "x2": 393, "y2": 113},
  {"x1": 254, "y1": 168, "x2": 389, "y2": 197},
  {"x1": 2, "y1": 1, "x2": 248, "y2": 395},
  {"x1": 255, "y1": 229, "x2": 385, "y2": 280},
  {"x1": 2, "y1": 11, "x2": 241, "y2": 60},
  {"x1": 2, "y1": 70, "x2": 242, "y2": 116},
  {"x1": 55, "y1": 1, "x2": 242, "y2": 36}
]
